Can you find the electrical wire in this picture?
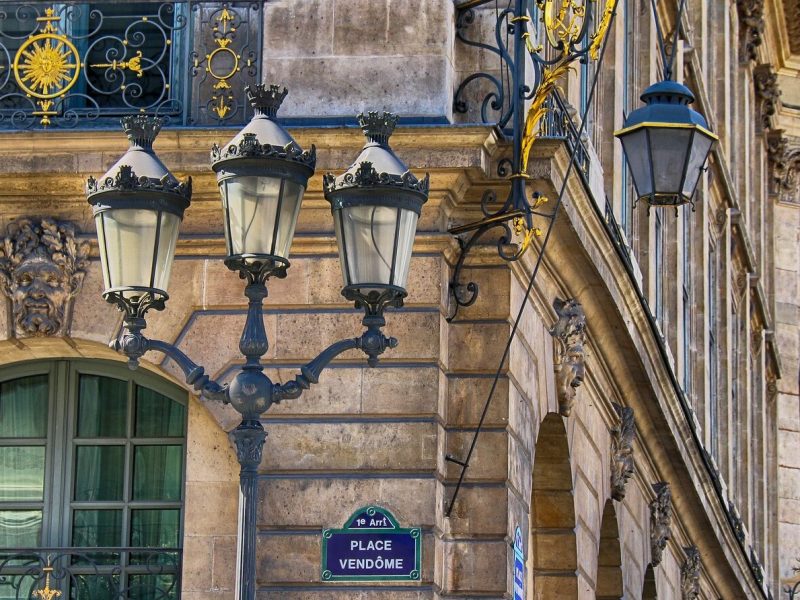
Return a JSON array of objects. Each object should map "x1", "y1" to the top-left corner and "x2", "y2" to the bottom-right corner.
[{"x1": 446, "y1": 0, "x2": 622, "y2": 516}]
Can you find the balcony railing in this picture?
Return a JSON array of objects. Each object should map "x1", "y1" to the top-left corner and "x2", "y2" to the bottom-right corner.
[
  {"x1": 0, "y1": 2, "x2": 264, "y2": 129},
  {"x1": 0, "y1": 547, "x2": 181, "y2": 599}
]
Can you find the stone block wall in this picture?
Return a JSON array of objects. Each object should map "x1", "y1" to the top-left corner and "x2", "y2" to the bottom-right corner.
[{"x1": 262, "y1": 0, "x2": 456, "y2": 122}]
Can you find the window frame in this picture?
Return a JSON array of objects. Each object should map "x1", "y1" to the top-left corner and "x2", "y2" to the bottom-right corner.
[{"x1": 0, "y1": 359, "x2": 188, "y2": 552}]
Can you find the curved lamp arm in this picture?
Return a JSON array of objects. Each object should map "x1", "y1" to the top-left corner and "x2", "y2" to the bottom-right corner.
[
  {"x1": 273, "y1": 324, "x2": 397, "y2": 402},
  {"x1": 112, "y1": 317, "x2": 229, "y2": 405}
]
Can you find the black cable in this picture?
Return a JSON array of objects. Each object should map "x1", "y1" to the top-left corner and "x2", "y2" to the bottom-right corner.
[
  {"x1": 446, "y1": 0, "x2": 622, "y2": 516},
  {"x1": 649, "y1": 0, "x2": 670, "y2": 73}
]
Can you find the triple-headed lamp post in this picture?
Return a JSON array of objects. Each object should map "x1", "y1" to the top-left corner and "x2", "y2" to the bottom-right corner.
[{"x1": 86, "y1": 84, "x2": 428, "y2": 600}]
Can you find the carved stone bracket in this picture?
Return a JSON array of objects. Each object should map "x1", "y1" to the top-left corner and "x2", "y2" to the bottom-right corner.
[
  {"x1": 649, "y1": 482, "x2": 672, "y2": 566},
  {"x1": 753, "y1": 64, "x2": 781, "y2": 130},
  {"x1": 0, "y1": 218, "x2": 90, "y2": 338},
  {"x1": 681, "y1": 546, "x2": 701, "y2": 600},
  {"x1": 549, "y1": 297, "x2": 586, "y2": 417},
  {"x1": 610, "y1": 403, "x2": 636, "y2": 501},
  {"x1": 735, "y1": 0, "x2": 765, "y2": 62},
  {"x1": 767, "y1": 132, "x2": 800, "y2": 204},
  {"x1": 729, "y1": 501, "x2": 746, "y2": 544}
]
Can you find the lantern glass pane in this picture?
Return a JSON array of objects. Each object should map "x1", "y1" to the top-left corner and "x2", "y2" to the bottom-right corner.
[
  {"x1": 222, "y1": 175, "x2": 303, "y2": 260},
  {"x1": 620, "y1": 129, "x2": 652, "y2": 198},
  {"x1": 393, "y1": 208, "x2": 418, "y2": 289},
  {"x1": 274, "y1": 180, "x2": 304, "y2": 258},
  {"x1": 154, "y1": 212, "x2": 180, "y2": 293},
  {"x1": 97, "y1": 209, "x2": 178, "y2": 296},
  {"x1": 681, "y1": 132, "x2": 715, "y2": 198},
  {"x1": 649, "y1": 128, "x2": 693, "y2": 194},
  {"x1": 336, "y1": 204, "x2": 415, "y2": 291},
  {"x1": 222, "y1": 176, "x2": 281, "y2": 257}
]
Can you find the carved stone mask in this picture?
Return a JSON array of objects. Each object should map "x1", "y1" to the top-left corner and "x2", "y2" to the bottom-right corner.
[
  {"x1": 550, "y1": 298, "x2": 586, "y2": 416},
  {"x1": 0, "y1": 219, "x2": 90, "y2": 338}
]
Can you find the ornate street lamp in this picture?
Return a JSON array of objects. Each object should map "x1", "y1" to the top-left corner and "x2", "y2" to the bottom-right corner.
[
  {"x1": 87, "y1": 115, "x2": 191, "y2": 316},
  {"x1": 87, "y1": 87, "x2": 428, "y2": 600},
  {"x1": 615, "y1": 80, "x2": 717, "y2": 210},
  {"x1": 211, "y1": 84, "x2": 315, "y2": 280},
  {"x1": 324, "y1": 111, "x2": 429, "y2": 361}
]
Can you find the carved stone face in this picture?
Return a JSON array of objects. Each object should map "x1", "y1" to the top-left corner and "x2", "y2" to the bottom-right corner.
[
  {"x1": 565, "y1": 342, "x2": 585, "y2": 387},
  {"x1": 11, "y1": 257, "x2": 68, "y2": 336}
]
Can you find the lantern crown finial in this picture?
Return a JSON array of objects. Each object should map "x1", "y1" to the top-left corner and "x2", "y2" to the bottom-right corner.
[
  {"x1": 358, "y1": 111, "x2": 398, "y2": 146},
  {"x1": 246, "y1": 84, "x2": 288, "y2": 118},
  {"x1": 121, "y1": 115, "x2": 163, "y2": 150}
]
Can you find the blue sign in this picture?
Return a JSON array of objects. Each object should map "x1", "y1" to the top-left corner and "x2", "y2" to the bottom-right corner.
[
  {"x1": 513, "y1": 526, "x2": 525, "y2": 600},
  {"x1": 322, "y1": 506, "x2": 421, "y2": 582}
]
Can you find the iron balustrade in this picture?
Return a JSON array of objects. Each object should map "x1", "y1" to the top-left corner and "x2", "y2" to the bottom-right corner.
[
  {"x1": 0, "y1": 1, "x2": 263, "y2": 129},
  {"x1": 0, "y1": 547, "x2": 182, "y2": 599}
]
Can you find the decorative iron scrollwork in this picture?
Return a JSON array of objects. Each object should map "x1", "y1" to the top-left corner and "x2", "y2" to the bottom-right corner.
[
  {"x1": 189, "y1": 2, "x2": 261, "y2": 125},
  {"x1": 0, "y1": 547, "x2": 181, "y2": 600},
  {"x1": 0, "y1": 2, "x2": 263, "y2": 129},
  {"x1": 447, "y1": 0, "x2": 606, "y2": 320}
]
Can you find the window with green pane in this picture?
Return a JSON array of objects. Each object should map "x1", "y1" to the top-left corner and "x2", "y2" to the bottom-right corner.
[{"x1": 0, "y1": 361, "x2": 186, "y2": 600}]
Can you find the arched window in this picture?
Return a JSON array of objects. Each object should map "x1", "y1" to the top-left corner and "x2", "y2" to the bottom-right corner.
[{"x1": 0, "y1": 360, "x2": 187, "y2": 599}]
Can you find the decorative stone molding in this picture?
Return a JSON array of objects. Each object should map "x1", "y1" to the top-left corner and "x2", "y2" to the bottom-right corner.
[
  {"x1": 735, "y1": 0, "x2": 764, "y2": 62},
  {"x1": 766, "y1": 374, "x2": 778, "y2": 402},
  {"x1": 0, "y1": 218, "x2": 90, "y2": 338},
  {"x1": 649, "y1": 482, "x2": 672, "y2": 566},
  {"x1": 681, "y1": 546, "x2": 701, "y2": 600},
  {"x1": 549, "y1": 297, "x2": 586, "y2": 417},
  {"x1": 610, "y1": 403, "x2": 635, "y2": 501},
  {"x1": 786, "y1": 0, "x2": 800, "y2": 56},
  {"x1": 767, "y1": 132, "x2": 800, "y2": 204},
  {"x1": 729, "y1": 501, "x2": 746, "y2": 544},
  {"x1": 753, "y1": 64, "x2": 781, "y2": 130}
]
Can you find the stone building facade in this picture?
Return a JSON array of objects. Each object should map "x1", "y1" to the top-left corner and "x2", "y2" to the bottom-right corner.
[{"x1": 0, "y1": 1, "x2": 797, "y2": 599}]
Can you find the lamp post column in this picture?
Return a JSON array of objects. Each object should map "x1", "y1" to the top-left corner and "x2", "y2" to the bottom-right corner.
[
  {"x1": 232, "y1": 421, "x2": 267, "y2": 600},
  {"x1": 230, "y1": 279, "x2": 273, "y2": 600}
]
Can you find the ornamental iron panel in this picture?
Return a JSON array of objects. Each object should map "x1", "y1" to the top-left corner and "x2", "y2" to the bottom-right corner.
[
  {"x1": 0, "y1": 2, "x2": 263, "y2": 129},
  {"x1": 0, "y1": 547, "x2": 182, "y2": 599}
]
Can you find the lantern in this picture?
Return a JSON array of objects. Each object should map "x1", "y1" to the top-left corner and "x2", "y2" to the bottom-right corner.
[
  {"x1": 87, "y1": 115, "x2": 190, "y2": 311},
  {"x1": 211, "y1": 84, "x2": 316, "y2": 278},
  {"x1": 615, "y1": 80, "x2": 717, "y2": 209},
  {"x1": 323, "y1": 112, "x2": 429, "y2": 311}
]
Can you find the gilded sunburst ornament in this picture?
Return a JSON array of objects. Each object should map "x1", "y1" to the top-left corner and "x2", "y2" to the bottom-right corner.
[
  {"x1": 12, "y1": 7, "x2": 81, "y2": 126},
  {"x1": 15, "y1": 36, "x2": 79, "y2": 98},
  {"x1": 14, "y1": 33, "x2": 80, "y2": 98}
]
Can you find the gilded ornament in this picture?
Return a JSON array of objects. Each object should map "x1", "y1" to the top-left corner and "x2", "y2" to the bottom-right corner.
[
  {"x1": 205, "y1": 7, "x2": 243, "y2": 119},
  {"x1": 12, "y1": 8, "x2": 81, "y2": 126},
  {"x1": 589, "y1": 0, "x2": 615, "y2": 59},
  {"x1": 90, "y1": 50, "x2": 144, "y2": 78},
  {"x1": 521, "y1": 61, "x2": 572, "y2": 172},
  {"x1": 33, "y1": 565, "x2": 61, "y2": 600},
  {"x1": 537, "y1": 0, "x2": 587, "y2": 48}
]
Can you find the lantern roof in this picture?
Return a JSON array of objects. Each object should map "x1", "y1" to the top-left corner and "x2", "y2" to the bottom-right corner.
[
  {"x1": 210, "y1": 84, "x2": 316, "y2": 174},
  {"x1": 86, "y1": 115, "x2": 191, "y2": 209},
  {"x1": 322, "y1": 112, "x2": 430, "y2": 200},
  {"x1": 615, "y1": 80, "x2": 716, "y2": 137}
]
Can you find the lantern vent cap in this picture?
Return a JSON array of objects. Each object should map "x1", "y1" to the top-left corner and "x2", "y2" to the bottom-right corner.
[
  {"x1": 322, "y1": 111, "x2": 430, "y2": 200},
  {"x1": 86, "y1": 116, "x2": 191, "y2": 207},
  {"x1": 210, "y1": 83, "x2": 316, "y2": 173},
  {"x1": 617, "y1": 79, "x2": 712, "y2": 133}
]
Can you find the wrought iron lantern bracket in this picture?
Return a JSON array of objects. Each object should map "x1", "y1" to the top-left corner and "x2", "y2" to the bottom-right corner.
[
  {"x1": 107, "y1": 280, "x2": 398, "y2": 415},
  {"x1": 446, "y1": 0, "x2": 613, "y2": 321}
]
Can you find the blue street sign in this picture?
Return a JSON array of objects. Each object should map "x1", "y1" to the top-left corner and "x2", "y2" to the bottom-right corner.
[
  {"x1": 322, "y1": 506, "x2": 421, "y2": 582},
  {"x1": 513, "y1": 526, "x2": 525, "y2": 600}
]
